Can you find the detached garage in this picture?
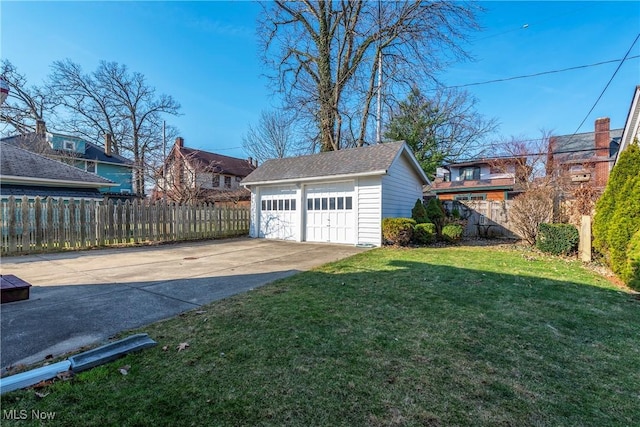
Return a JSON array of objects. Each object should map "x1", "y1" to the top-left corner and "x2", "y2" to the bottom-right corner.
[{"x1": 241, "y1": 141, "x2": 430, "y2": 247}]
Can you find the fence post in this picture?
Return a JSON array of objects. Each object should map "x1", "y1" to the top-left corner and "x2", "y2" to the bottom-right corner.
[{"x1": 579, "y1": 215, "x2": 592, "y2": 263}]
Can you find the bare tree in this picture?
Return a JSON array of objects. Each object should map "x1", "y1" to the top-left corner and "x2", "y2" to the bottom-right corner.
[
  {"x1": 259, "y1": 1, "x2": 480, "y2": 151},
  {"x1": 487, "y1": 130, "x2": 555, "y2": 189},
  {"x1": 509, "y1": 185, "x2": 554, "y2": 245},
  {"x1": 48, "y1": 60, "x2": 181, "y2": 196},
  {"x1": 0, "y1": 60, "x2": 55, "y2": 136},
  {"x1": 242, "y1": 109, "x2": 307, "y2": 164},
  {"x1": 384, "y1": 86, "x2": 498, "y2": 177}
]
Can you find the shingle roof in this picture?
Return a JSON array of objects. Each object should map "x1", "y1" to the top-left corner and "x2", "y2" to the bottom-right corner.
[
  {"x1": 552, "y1": 129, "x2": 623, "y2": 163},
  {"x1": 1, "y1": 132, "x2": 134, "y2": 166},
  {"x1": 0, "y1": 184, "x2": 104, "y2": 199},
  {"x1": 242, "y1": 141, "x2": 426, "y2": 185},
  {"x1": 0, "y1": 142, "x2": 115, "y2": 187},
  {"x1": 179, "y1": 147, "x2": 256, "y2": 177}
]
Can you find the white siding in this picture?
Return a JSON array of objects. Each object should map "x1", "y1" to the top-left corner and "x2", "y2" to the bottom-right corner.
[
  {"x1": 381, "y1": 153, "x2": 424, "y2": 218},
  {"x1": 356, "y1": 176, "x2": 382, "y2": 246}
]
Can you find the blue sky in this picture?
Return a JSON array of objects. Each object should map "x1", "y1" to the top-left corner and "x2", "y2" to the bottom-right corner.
[{"x1": 2, "y1": 1, "x2": 639, "y2": 159}]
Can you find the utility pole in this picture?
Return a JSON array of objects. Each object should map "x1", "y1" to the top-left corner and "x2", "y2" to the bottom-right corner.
[{"x1": 375, "y1": 0, "x2": 383, "y2": 144}]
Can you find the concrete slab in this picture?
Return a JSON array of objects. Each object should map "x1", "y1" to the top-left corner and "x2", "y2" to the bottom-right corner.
[{"x1": 0, "y1": 238, "x2": 367, "y2": 370}]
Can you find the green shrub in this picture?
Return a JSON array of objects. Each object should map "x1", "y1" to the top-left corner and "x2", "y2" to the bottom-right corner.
[
  {"x1": 623, "y1": 229, "x2": 640, "y2": 290},
  {"x1": 382, "y1": 218, "x2": 416, "y2": 246},
  {"x1": 536, "y1": 223, "x2": 579, "y2": 256},
  {"x1": 451, "y1": 207, "x2": 461, "y2": 220},
  {"x1": 413, "y1": 222, "x2": 436, "y2": 244},
  {"x1": 441, "y1": 224, "x2": 463, "y2": 242},
  {"x1": 593, "y1": 142, "x2": 640, "y2": 286},
  {"x1": 425, "y1": 198, "x2": 445, "y2": 234},
  {"x1": 411, "y1": 199, "x2": 429, "y2": 224}
]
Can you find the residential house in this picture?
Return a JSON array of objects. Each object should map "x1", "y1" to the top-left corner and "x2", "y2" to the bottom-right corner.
[
  {"x1": 0, "y1": 142, "x2": 116, "y2": 200},
  {"x1": 616, "y1": 85, "x2": 640, "y2": 164},
  {"x1": 1, "y1": 121, "x2": 135, "y2": 199},
  {"x1": 547, "y1": 117, "x2": 622, "y2": 191},
  {"x1": 241, "y1": 141, "x2": 430, "y2": 247},
  {"x1": 430, "y1": 157, "x2": 526, "y2": 202},
  {"x1": 154, "y1": 137, "x2": 257, "y2": 205}
]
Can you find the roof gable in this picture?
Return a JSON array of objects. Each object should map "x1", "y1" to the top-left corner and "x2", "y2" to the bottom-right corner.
[{"x1": 241, "y1": 141, "x2": 429, "y2": 185}]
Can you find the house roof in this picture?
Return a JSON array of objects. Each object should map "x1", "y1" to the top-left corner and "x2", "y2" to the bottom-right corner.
[
  {"x1": 443, "y1": 156, "x2": 527, "y2": 169},
  {"x1": 241, "y1": 141, "x2": 430, "y2": 185},
  {"x1": 1, "y1": 132, "x2": 134, "y2": 166},
  {"x1": 432, "y1": 177, "x2": 516, "y2": 194},
  {"x1": 551, "y1": 129, "x2": 623, "y2": 163},
  {"x1": 0, "y1": 142, "x2": 116, "y2": 188},
  {"x1": 177, "y1": 147, "x2": 256, "y2": 177},
  {"x1": 0, "y1": 184, "x2": 104, "y2": 199}
]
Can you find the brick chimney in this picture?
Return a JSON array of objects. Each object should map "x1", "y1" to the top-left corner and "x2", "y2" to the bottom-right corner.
[
  {"x1": 104, "y1": 133, "x2": 113, "y2": 156},
  {"x1": 175, "y1": 137, "x2": 184, "y2": 148},
  {"x1": 594, "y1": 117, "x2": 610, "y2": 187},
  {"x1": 35, "y1": 120, "x2": 47, "y2": 136}
]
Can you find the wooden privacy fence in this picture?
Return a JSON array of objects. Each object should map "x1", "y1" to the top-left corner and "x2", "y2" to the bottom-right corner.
[
  {"x1": 443, "y1": 200, "x2": 519, "y2": 239},
  {"x1": 0, "y1": 197, "x2": 250, "y2": 255}
]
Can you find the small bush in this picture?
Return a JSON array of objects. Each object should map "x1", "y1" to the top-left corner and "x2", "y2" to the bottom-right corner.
[
  {"x1": 623, "y1": 230, "x2": 640, "y2": 290},
  {"x1": 442, "y1": 224, "x2": 463, "y2": 243},
  {"x1": 413, "y1": 223, "x2": 436, "y2": 244},
  {"x1": 425, "y1": 198, "x2": 445, "y2": 234},
  {"x1": 536, "y1": 223, "x2": 579, "y2": 256},
  {"x1": 411, "y1": 199, "x2": 429, "y2": 224},
  {"x1": 382, "y1": 218, "x2": 416, "y2": 246}
]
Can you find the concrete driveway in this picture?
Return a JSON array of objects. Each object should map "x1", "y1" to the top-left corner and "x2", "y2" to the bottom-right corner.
[{"x1": 0, "y1": 238, "x2": 367, "y2": 370}]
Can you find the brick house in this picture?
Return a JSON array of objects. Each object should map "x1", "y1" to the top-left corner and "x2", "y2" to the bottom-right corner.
[{"x1": 547, "y1": 118, "x2": 622, "y2": 191}]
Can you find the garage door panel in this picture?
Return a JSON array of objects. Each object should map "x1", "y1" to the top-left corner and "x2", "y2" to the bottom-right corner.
[
  {"x1": 259, "y1": 191, "x2": 298, "y2": 241},
  {"x1": 305, "y1": 182, "x2": 355, "y2": 244}
]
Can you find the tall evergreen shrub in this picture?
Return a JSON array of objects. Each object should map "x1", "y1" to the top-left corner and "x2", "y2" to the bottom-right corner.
[
  {"x1": 593, "y1": 142, "x2": 640, "y2": 284},
  {"x1": 411, "y1": 199, "x2": 429, "y2": 224}
]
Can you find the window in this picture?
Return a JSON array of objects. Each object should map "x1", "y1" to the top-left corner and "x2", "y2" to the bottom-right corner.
[
  {"x1": 345, "y1": 196, "x2": 353, "y2": 210},
  {"x1": 329, "y1": 197, "x2": 336, "y2": 210},
  {"x1": 443, "y1": 172, "x2": 451, "y2": 182},
  {"x1": 307, "y1": 198, "x2": 313, "y2": 210},
  {"x1": 63, "y1": 140, "x2": 75, "y2": 151},
  {"x1": 212, "y1": 175, "x2": 220, "y2": 187},
  {"x1": 460, "y1": 167, "x2": 480, "y2": 180},
  {"x1": 86, "y1": 161, "x2": 96, "y2": 173},
  {"x1": 263, "y1": 198, "x2": 296, "y2": 211},
  {"x1": 224, "y1": 176, "x2": 232, "y2": 188},
  {"x1": 454, "y1": 193, "x2": 486, "y2": 201},
  {"x1": 337, "y1": 197, "x2": 344, "y2": 210}
]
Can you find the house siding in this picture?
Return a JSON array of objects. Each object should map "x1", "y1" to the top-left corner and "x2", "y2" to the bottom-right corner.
[
  {"x1": 356, "y1": 176, "x2": 382, "y2": 246},
  {"x1": 96, "y1": 162, "x2": 134, "y2": 194},
  {"x1": 381, "y1": 153, "x2": 424, "y2": 218}
]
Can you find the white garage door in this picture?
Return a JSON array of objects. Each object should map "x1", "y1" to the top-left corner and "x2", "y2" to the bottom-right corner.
[
  {"x1": 259, "y1": 190, "x2": 298, "y2": 241},
  {"x1": 305, "y1": 182, "x2": 355, "y2": 244}
]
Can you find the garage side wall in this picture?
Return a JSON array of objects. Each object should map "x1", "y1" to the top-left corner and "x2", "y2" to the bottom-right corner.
[
  {"x1": 356, "y1": 176, "x2": 382, "y2": 246},
  {"x1": 381, "y1": 153, "x2": 424, "y2": 219}
]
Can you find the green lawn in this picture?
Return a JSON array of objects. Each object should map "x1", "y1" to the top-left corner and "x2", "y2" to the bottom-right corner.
[{"x1": 2, "y1": 244, "x2": 639, "y2": 426}]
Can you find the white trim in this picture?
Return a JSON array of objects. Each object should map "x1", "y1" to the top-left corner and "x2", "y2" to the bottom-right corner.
[
  {"x1": 0, "y1": 175, "x2": 117, "y2": 188},
  {"x1": 243, "y1": 170, "x2": 388, "y2": 187}
]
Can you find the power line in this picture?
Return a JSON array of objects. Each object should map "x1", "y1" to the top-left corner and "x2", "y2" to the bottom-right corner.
[
  {"x1": 445, "y1": 54, "x2": 640, "y2": 89},
  {"x1": 570, "y1": 33, "x2": 640, "y2": 135}
]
